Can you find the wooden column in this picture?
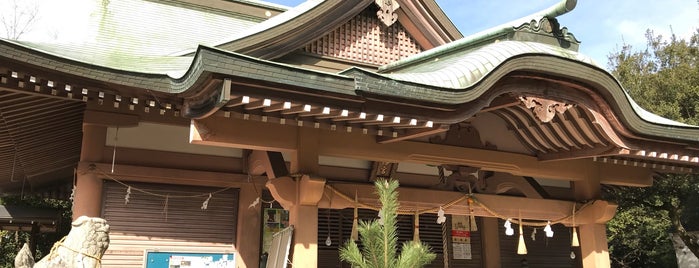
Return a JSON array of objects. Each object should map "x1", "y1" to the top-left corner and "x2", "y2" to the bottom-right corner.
[
  {"x1": 578, "y1": 224, "x2": 610, "y2": 268},
  {"x1": 481, "y1": 217, "x2": 501, "y2": 268},
  {"x1": 236, "y1": 184, "x2": 263, "y2": 268},
  {"x1": 267, "y1": 128, "x2": 325, "y2": 268},
  {"x1": 73, "y1": 124, "x2": 106, "y2": 220},
  {"x1": 574, "y1": 168, "x2": 611, "y2": 268}
]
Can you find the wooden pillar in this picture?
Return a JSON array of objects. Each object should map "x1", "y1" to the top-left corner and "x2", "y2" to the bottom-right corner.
[
  {"x1": 236, "y1": 184, "x2": 263, "y2": 268},
  {"x1": 288, "y1": 203, "x2": 319, "y2": 266},
  {"x1": 266, "y1": 128, "x2": 324, "y2": 268},
  {"x1": 481, "y1": 217, "x2": 501, "y2": 268},
  {"x1": 72, "y1": 172, "x2": 103, "y2": 219},
  {"x1": 267, "y1": 175, "x2": 326, "y2": 268},
  {"x1": 578, "y1": 223, "x2": 610, "y2": 268},
  {"x1": 574, "y1": 169, "x2": 611, "y2": 268},
  {"x1": 73, "y1": 124, "x2": 106, "y2": 220}
]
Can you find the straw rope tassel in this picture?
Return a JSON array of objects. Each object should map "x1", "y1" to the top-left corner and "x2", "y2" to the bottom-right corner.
[
  {"x1": 517, "y1": 215, "x2": 527, "y2": 255},
  {"x1": 467, "y1": 191, "x2": 477, "y2": 232},
  {"x1": 413, "y1": 210, "x2": 420, "y2": 242},
  {"x1": 350, "y1": 191, "x2": 359, "y2": 241},
  {"x1": 571, "y1": 204, "x2": 580, "y2": 247},
  {"x1": 441, "y1": 215, "x2": 450, "y2": 268}
]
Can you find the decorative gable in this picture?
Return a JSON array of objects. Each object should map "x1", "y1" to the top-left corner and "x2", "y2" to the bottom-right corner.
[{"x1": 302, "y1": 5, "x2": 423, "y2": 66}]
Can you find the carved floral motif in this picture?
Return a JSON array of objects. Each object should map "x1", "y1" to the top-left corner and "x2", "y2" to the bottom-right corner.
[
  {"x1": 519, "y1": 96, "x2": 573, "y2": 123},
  {"x1": 370, "y1": 161, "x2": 398, "y2": 181},
  {"x1": 375, "y1": 0, "x2": 399, "y2": 27}
]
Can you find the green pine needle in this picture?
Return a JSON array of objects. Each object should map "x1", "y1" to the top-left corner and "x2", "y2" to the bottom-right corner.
[{"x1": 340, "y1": 179, "x2": 435, "y2": 268}]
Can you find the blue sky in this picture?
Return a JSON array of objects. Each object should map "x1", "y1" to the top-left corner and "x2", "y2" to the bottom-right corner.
[{"x1": 268, "y1": 0, "x2": 699, "y2": 69}]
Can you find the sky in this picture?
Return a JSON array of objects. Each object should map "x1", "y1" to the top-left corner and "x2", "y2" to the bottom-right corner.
[{"x1": 3, "y1": 0, "x2": 698, "y2": 69}]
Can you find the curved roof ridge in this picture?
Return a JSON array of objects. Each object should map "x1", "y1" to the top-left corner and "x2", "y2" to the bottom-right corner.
[
  {"x1": 379, "y1": 0, "x2": 577, "y2": 72},
  {"x1": 3, "y1": 39, "x2": 193, "y2": 77},
  {"x1": 380, "y1": 41, "x2": 595, "y2": 88},
  {"x1": 171, "y1": 0, "x2": 323, "y2": 57},
  {"x1": 345, "y1": 40, "x2": 697, "y2": 131},
  {"x1": 0, "y1": 38, "x2": 352, "y2": 95}
]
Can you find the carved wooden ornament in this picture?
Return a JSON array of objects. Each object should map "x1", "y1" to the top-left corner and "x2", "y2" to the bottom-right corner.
[
  {"x1": 519, "y1": 96, "x2": 573, "y2": 123},
  {"x1": 370, "y1": 161, "x2": 398, "y2": 181},
  {"x1": 375, "y1": 0, "x2": 399, "y2": 27}
]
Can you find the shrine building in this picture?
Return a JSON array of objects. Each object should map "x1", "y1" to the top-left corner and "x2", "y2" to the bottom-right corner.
[{"x1": 1, "y1": 0, "x2": 698, "y2": 267}]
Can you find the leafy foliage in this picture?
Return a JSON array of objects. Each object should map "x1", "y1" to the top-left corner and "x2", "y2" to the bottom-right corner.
[
  {"x1": 0, "y1": 195, "x2": 71, "y2": 267},
  {"x1": 339, "y1": 179, "x2": 436, "y2": 268},
  {"x1": 609, "y1": 30, "x2": 699, "y2": 125},
  {"x1": 606, "y1": 29, "x2": 699, "y2": 267}
]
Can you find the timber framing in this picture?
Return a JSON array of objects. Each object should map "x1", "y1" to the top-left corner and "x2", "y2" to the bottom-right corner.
[
  {"x1": 3, "y1": 0, "x2": 699, "y2": 266},
  {"x1": 190, "y1": 116, "x2": 656, "y2": 186},
  {"x1": 2, "y1": 39, "x2": 698, "y2": 147}
]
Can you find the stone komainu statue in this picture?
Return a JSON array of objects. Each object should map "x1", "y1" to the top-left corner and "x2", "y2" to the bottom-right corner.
[{"x1": 15, "y1": 216, "x2": 110, "y2": 268}]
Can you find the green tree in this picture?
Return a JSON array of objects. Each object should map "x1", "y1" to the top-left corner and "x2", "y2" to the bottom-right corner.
[
  {"x1": 0, "y1": 195, "x2": 71, "y2": 267},
  {"x1": 340, "y1": 179, "x2": 436, "y2": 268},
  {"x1": 606, "y1": 29, "x2": 699, "y2": 267}
]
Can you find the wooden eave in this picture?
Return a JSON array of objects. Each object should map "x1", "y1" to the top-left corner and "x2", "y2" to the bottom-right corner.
[
  {"x1": 0, "y1": 205, "x2": 59, "y2": 232},
  {"x1": 396, "y1": 0, "x2": 462, "y2": 49},
  {"x1": 2, "y1": 39, "x2": 699, "y2": 177},
  {"x1": 349, "y1": 55, "x2": 699, "y2": 145},
  {"x1": 149, "y1": 0, "x2": 287, "y2": 21},
  {"x1": 0, "y1": 83, "x2": 84, "y2": 192},
  {"x1": 215, "y1": 0, "x2": 462, "y2": 60},
  {"x1": 217, "y1": 0, "x2": 375, "y2": 59}
]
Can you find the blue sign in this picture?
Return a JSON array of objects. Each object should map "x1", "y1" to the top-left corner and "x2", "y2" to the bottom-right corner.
[{"x1": 145, "y1": 251, "x2": 235, "y2": 268}]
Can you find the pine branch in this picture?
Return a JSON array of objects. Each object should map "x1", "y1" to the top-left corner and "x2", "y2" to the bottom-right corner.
[
  {"x1": 340, "y1": 179, "x2": 434, "y2": 268},
  {"x1": 339, "y1": 240, "x2": 366, "y2": 268}
]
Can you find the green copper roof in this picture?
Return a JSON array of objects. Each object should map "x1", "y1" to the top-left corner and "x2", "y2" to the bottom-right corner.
[
  {"x1": 381, "y1": 40, "x2": 594, "y2": 89},
  {"x1": 344, "y1": 39, "x2": 695, "y2": 131},
  {"x1": 15, "y1": 0, "x2": 262, "y2": 73},
  {"x1": 381, "y1": 0, "x2": 578, "y2": 72},
  {"x1": 15, "y1": 41, "x2": 194, "y2": 76},
  {"x1": 78, "y1": 0, "x2": 261, "y2": 55}
]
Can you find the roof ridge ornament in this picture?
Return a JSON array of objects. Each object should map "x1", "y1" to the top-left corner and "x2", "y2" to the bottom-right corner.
[
  {"x1": 375, "y1": 0, "x2": 400, "y2": 27},
  {"x1": 514, "y1": 17, "x2": 581, "y2": 48},
  {"x1": 519, "y1": 96, "x2": 573, "y2": 123}
]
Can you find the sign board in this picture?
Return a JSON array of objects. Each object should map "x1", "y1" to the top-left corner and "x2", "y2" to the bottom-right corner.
[
  {"x1": 265, "y1": 226, "x2": 294, "y2": 268},
  {"x1": 145, "y1": 251, "x2": 235, "y2": 268},
  {"x1": 451, "y1": 215, "x2": 472, "y2": 260},
  {"x1": 262, "y1": 208, "x2": 290, "y2": 255}
]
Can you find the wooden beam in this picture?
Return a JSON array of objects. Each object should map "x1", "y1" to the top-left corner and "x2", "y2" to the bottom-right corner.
[
  {"x1": 537, "y1": 146, "x2": 626, "y2": 162},
  {"x1": 598, "y1": 163, "x2": 654, "y2": 187},
  {"x1": 377, "y1": 124, "x2": 449, "y2": 144},
  {"x1": 83, "y1": 110, "x2": 139, "y2": 127},
  {"x1": 190, "y1": 117, "x2": 656, "y2": 185},
  {"x1": 190, "y1": 117, "x2": 297, "y2": 152},
  {"x1": 247, "y1": 150, "x2": 288, "y2": 178},
  {"x1": 477, "y1": 95, "x2": 520, "y2": 114},
  {"x1": 320, "y1": 182, "x2": 617, "y2": 225},
  {"x1": 524, "y1": 176, "x2": 551, "y2": 199},
  {"x1": 80, "y1": 162, "x2": 264, "y2": 188}
]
